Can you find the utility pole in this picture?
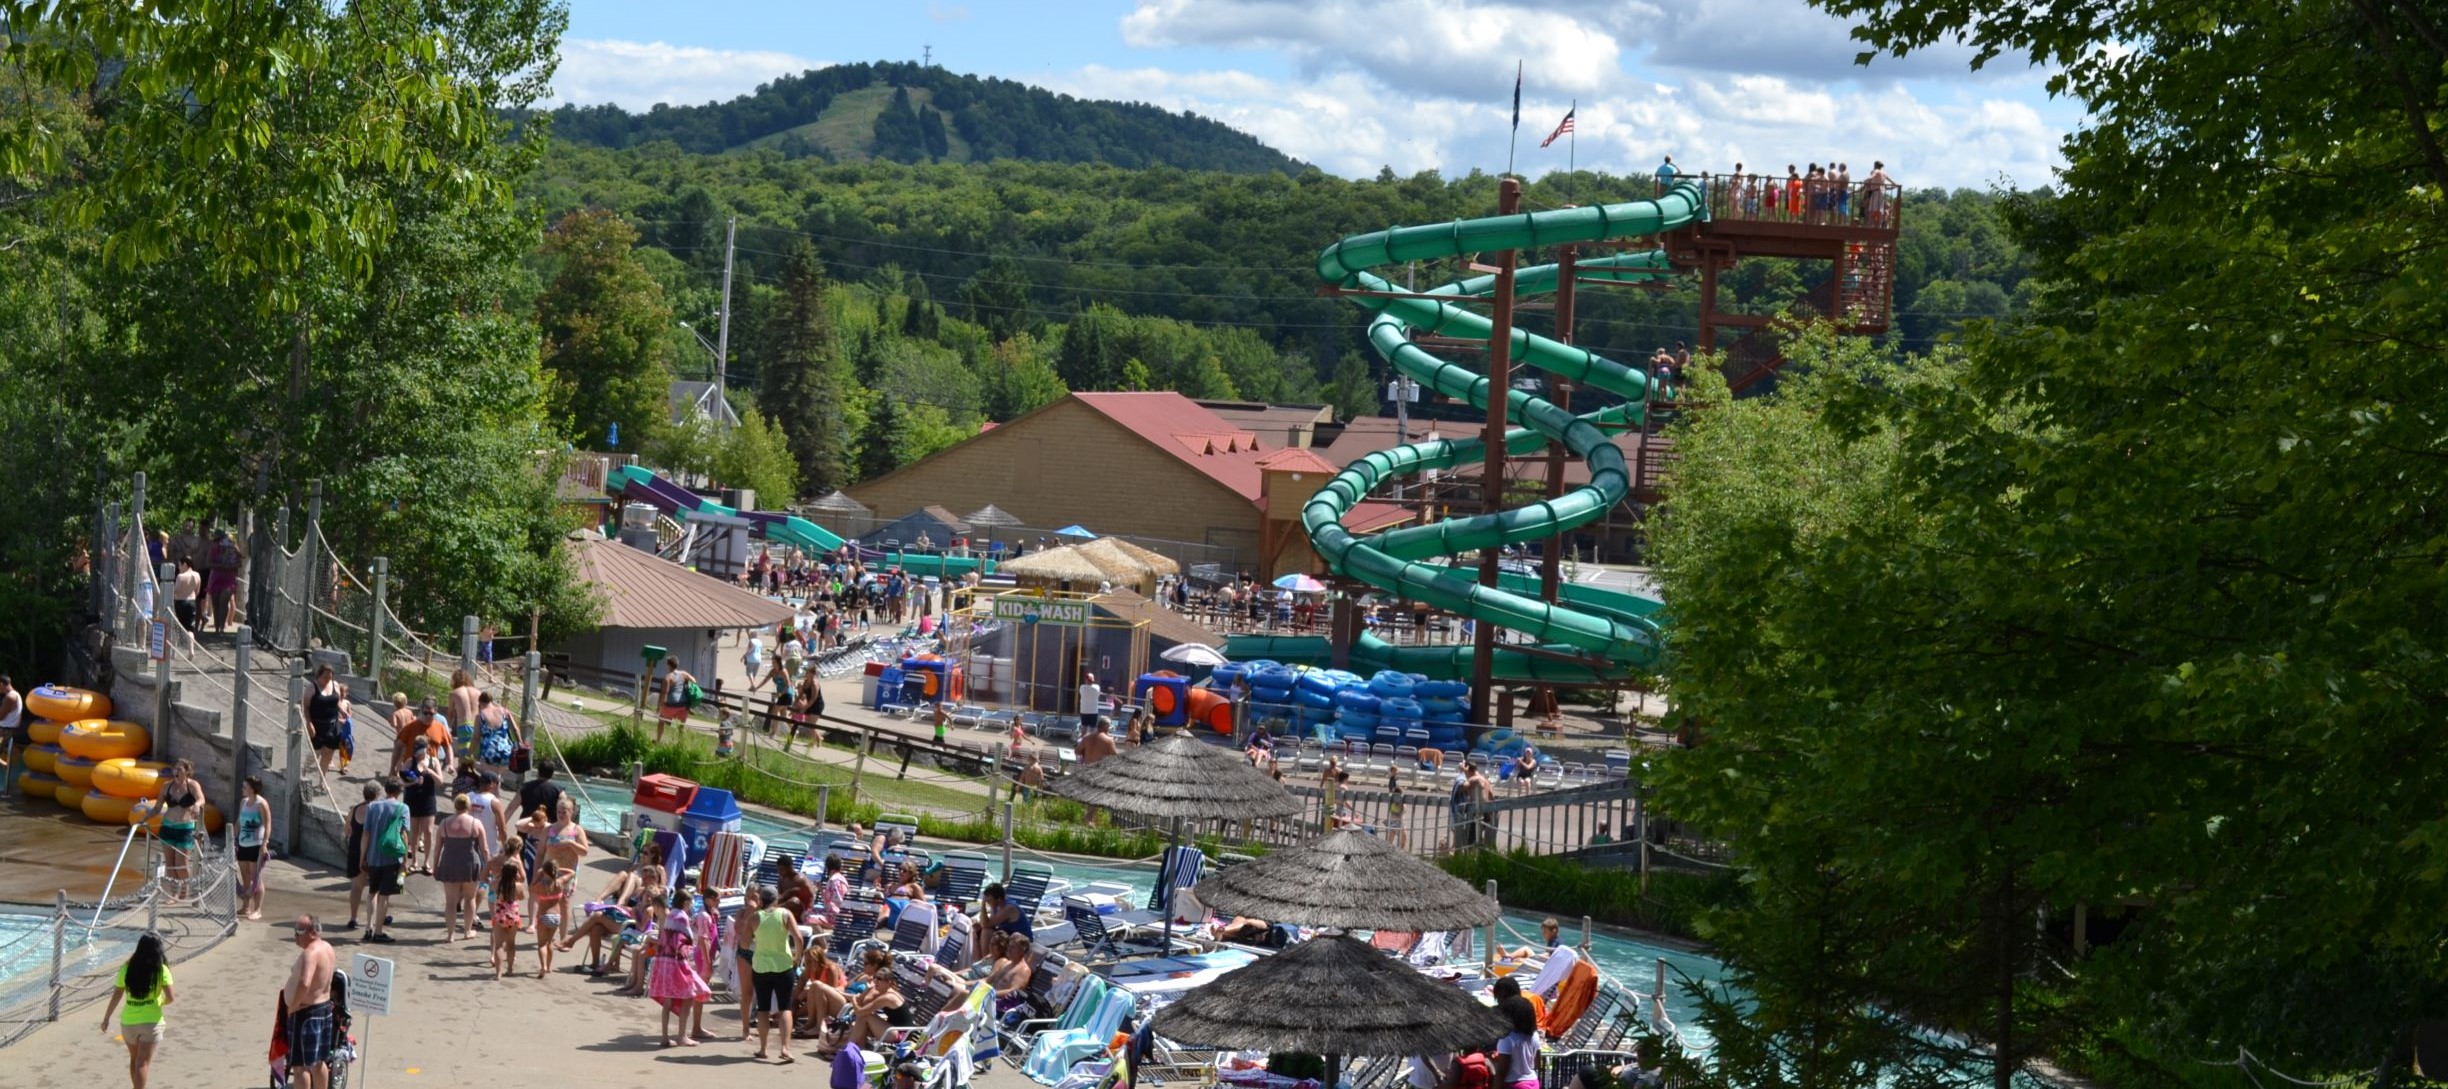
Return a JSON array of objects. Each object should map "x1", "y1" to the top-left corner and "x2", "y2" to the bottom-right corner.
[
  {"x1": 923, "y1": 44, "x2": 932, "y2": 66},
  {"x1": 714, "y1": 216, "x2": 737, "y2": 404}
]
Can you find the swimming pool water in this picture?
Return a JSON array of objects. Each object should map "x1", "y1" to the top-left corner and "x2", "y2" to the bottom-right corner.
[
  {"x1": 0, "y1": 908, "x2": 144, "y2": 1018},
  {"x1": 567, "y1": 777, "x2": 819, "y2": 843}
]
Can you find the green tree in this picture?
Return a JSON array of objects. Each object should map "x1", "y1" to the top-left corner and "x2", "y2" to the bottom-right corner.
[
  {"x1": 645, "y1": 411, "x2": 721, "y2": 480},
  {"x1": 1657, "y1": 0, "x2": 2448, "y2": 1081},
  {"x1": 981, "y1": 333, "x2": 1068, "y2": 419},
  {"x1": 1055, "y1": 306, "x2": 1124, "y2": 390},
  {"x1": 856, "y1": 394, "x2": 905, "y2": 481},
  {"x1": 536, "y1": 209, "x2": 673, "y2": 453},
  {"x1": 757, "y1": 241, "x2": 850, "y2": 495},
  {"x1": 918, "y1": 105, "x2": 951, "y2": 160},
  {"x1": 1324, "y1": 351, "x2": 1375, "y2": 421},
  {"x1": 961, "y1": 256, "x2": 1032, "y2": 342},
  {"x1": 714, "y1": 407, "x2": 800, "y2": 508}
]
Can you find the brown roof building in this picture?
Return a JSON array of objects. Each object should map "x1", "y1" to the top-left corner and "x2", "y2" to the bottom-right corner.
[
  {"x1": 847, "y1": 392, "x2": 1410, "y2": 579},
  {"x1": 557, "y1": 531, "x2": 795, "y2": 679}
]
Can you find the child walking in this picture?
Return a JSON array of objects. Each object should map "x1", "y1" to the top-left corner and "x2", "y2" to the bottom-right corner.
[{"x1": 489, "y1": 860, "x2": 525, "y2": 980}]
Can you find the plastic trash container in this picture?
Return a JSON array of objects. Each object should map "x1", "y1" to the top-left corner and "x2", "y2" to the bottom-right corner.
[{"x1": 679, "y1": 786, "x2": 743, "y2": 863}]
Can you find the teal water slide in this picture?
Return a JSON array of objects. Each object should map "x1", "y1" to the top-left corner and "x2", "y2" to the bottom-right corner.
[{"x1": 1236, "y1": 180, "x2": 1704, "y2": 682}]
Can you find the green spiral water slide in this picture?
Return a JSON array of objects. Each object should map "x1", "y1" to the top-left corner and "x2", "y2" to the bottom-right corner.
[{"x1": 1275, "y1": 179, "x2": 1705, "y2": 681}]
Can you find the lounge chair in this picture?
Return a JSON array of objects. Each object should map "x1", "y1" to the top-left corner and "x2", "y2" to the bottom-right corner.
[
  {"x1": 937, "y1": 850, "x2": 992, "y2": 909},
  {"x1": 1019, "y1": 975, "x2": 1134, "y2": 1084},
  {"x1": 1061, "y1": 899, "x2": 1182, "y2": 961},
  {"x1": 891, "y1": 899, "x2": 940, "y2": 956},
  {"x1": 829, "y1": 891, "x2": 884, "y2": 957}
]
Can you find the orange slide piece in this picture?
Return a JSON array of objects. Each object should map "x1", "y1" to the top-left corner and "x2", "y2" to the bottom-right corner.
[{"x1": 1185, "y1": 687, "x2": 1236, "y2": 735}]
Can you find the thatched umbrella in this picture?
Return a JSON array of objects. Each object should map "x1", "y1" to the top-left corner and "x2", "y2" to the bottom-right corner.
[
  {"x1": 964, "y1": 503, "x2": 1025, "y2": 529},
  {"x1": 1150, "y1": 934, "x2": 1510, "y2": 1077},
  {"x1": 807, "y1": 490, "x2": 868, "y2": 514},
  {"x1": 998, "y1": 546, "x2": 1109, "y2": 589},
  {"x1": 1192, "y1": 829, "x2": 1498, "y2": 933},
  {"x1": 1053, "y1": 732, "x2": 1299, "y2": 949},
  {"x1": 1075, "y1": 538, "x2": 1160, "y2": 593},
  {"x1": 1102, "y1": 537, "x2": 1182, "y2": 578}
]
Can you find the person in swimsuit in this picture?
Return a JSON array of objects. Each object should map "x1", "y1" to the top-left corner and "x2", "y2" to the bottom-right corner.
[
  {"x1": 473, "y1": 692, "x2": 518, "y2": 781},
  {"x1": 435, "y1": 793, "x2": 488, "y2": 941},
  {"x1": 977, "y1": 882, "x2": 1031, "y2": 961},
  {"x1": 559, "y1": 851, "x2": 661, "y2": 974},
  {"x1": 840, "y1": 947, "x2": 909, "y2": 1049},
  {"x1": 524, "y1": 796, "x2": 588, "y2": 929},
  {"x1": 792, "y1": 941, "x2": 849, "y2": 1033},
  {"x1": 734, "y1": 893, "x2": 764, "y2": 1041},
  {"x1": 398, "y1": 737, "x2": 442, "y2": 874},
  {"x1": 532, "y1": 858, "x2": 571, "y2": 977},
  {"x1": 235, "y1": 775, "x2": 272, "y2": 920},
  {"x1": 776, "y1": 855, "x2": 817, "y2": 922},
  {"x1": 489, "y1": 860, "x2": 525, "y2": 979},
  {"x1": 341, "y1": 782, "x2": 377, "y2": 931},
  {"x1": 980, "y1": 935, "x2": 1034, "y2": 1018},
  {"x1": 155, "y1": 759, "x2": 202, "y2": 894},
  {"x1": 284, "y1": 915, "x2": 336, "y2": 1089},
  {"x1": 655, "y1": 660, "x2": 694, "y2": 743},
  {"x1": 303, "y1": 665, "x2": 349, "y2": 776}
]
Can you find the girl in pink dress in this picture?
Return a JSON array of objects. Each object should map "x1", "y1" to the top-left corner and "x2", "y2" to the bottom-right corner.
[
  {"x1": 688, "y1": 890, "x2": 718, "y2": 1041},
  {"x1": 647, "y1": 886, "x2": 712, "y2": 1046}
]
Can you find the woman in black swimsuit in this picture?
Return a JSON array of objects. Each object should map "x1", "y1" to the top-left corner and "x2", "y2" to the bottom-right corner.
[
  {"x1": 156, "y1": 759, "x2": 203, "y2": 890},
  {"x1": 842, "y1": 947, "x2": 910, "y2": 1048},
  {"x1": 304, "y1": 664, "x2": 349, "y2": 775},
  {"x1": 400, "y1": 737, "x2": 442, "y2": 873}
]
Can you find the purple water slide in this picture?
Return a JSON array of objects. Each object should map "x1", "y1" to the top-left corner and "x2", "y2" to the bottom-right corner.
[{"x1": 622, "y1": 472, "x2": 705, "y2": 515}]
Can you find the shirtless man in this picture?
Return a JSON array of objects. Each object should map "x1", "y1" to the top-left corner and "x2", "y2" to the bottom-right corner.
[
  {"x1": 1075, "y1": 721, "x2": 1116, "y2": 766},
  {"x1": 777, "y1": 854, "x2": 819, "y2": 923},
  {"x1": 284, "y1": 915, "x2": 338, "y2": 1089}
]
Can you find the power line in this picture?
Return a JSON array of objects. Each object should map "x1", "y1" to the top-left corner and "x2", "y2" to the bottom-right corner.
[{"x1": 627, "y1": 216, "x2": 1316, "y2": 274}]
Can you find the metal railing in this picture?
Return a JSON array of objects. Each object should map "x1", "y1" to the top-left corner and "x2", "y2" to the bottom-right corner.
[{"x1": 0, "y1": 829, "x2": 241, "y2": 1049}]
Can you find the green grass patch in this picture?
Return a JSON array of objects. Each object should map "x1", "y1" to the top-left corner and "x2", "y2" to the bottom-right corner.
[
  {"x1": 549, "y1": 721, "x2": 1206, "y2": 862},
  {"x1": 1439, "y1": 848, "x2": 1744, "y2": 943}
]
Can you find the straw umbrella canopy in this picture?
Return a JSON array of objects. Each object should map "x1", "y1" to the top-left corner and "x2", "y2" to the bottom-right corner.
[
  {"x1": 807, "y1": 490, "x2": 869, "y2": 514},
  {"x1": 998, "y1": 546, "x2": 1110, "y2": 588},
  {"x1": 1074, "y1": 538, "x2": 1161, "y2": 593},
  {"x1": 1192, "y1": 829, "x2": 1499, "y2": 932},
  {"x1": 1054, "y1": 732, "x2": 1300, "y2": 950},
  {"x1": 963, "y1": 503, "x2": 1025, "y2": 529},
  {"x1": 1101, "y1": 537, "x2": 1182, "y2": 578},
  {"x1": 1150, "y1": 933, "x2": 1510, "y2": 1058},
  {"x1": 1052, "y1": 732, "x2": 1298, "y2": 822}
]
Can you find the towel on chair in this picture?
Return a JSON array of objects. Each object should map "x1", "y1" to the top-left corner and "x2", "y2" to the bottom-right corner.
[{"x1": 1540, "y1": 958, "x2": 1600, "y2": 1037}]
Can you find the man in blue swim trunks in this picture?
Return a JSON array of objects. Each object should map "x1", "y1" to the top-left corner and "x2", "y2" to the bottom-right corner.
[
  {"x1": 977, "y1": 882, "x2": 1031, "y2": 961},
  {"x1": 284, "y1": 914, "x2": 337, "y2": 1089}
]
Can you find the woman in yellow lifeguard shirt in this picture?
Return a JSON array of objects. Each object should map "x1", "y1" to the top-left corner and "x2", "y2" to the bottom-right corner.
[{"x1": 100, "y1": 932, "x2": 174, "y2": 1089}]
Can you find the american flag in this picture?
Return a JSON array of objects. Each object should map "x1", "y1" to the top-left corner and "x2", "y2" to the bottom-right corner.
[{"x1": 1540, "y1": 108, "x2": 1576, "y2": 148}]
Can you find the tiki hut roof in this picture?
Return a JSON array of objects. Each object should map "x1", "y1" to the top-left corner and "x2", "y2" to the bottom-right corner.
[
  {"x1": 1149, "y1": 934, "x2": 1511, "y2": 1056},
  {"x1": 1052, "y1": 733, "x2": 1299, "y2": 822},
  {"x1": 1192, "y1": 830, "x2": 1499, "y2": 932}
]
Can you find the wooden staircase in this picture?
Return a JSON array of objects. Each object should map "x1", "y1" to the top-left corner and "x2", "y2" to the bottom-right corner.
[{"x1": 1837, "y1": 240, "x2": 1896, "y2": 330}]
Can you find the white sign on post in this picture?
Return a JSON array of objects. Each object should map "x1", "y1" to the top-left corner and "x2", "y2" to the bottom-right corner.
[
  {"x1": 148, "y1": 621, "x2": 167, "y2": 662},
  {"x1": 990, "y1": 594, "x2": 1090, "y2": 627},
  {"x1": 350, "y1": 953, "x2": 394, "y2": 1017}
]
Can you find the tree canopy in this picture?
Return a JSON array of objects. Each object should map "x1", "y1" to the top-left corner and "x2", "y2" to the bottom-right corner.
[{"x1": 1654, "y1": 0, "x2": 2448, "y2": 1083}]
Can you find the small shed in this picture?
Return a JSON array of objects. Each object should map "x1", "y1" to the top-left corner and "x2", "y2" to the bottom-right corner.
[
  {"x1": 866, "y1": 505, "x2": 973, "y2": 552},
  {"x1": 557, "y1": 531, "x2": 796, "y2": 681},
  {"x1": 965, "y1": 587, "x2": 1219, "y2": 714}
]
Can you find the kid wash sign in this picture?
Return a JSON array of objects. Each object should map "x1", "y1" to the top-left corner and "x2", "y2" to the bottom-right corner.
[{"x1": 991, "y1": 594, "x2": 1090, "y2": 627}]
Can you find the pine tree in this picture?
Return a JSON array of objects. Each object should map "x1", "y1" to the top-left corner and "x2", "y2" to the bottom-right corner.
[
  {"x1": 919, "y1": 105, "x2": 951, "y2": 160},
  {"x1": 756, "y1": 240, "x2": 849, "y2": 495},
  {"x1": 857, "y1": 394, "x2": 905, "y2": 481},
  {"x1": 1055, "y1": 305, "x2": 1123, "y2": 390},
  {"x1": 961, "y1": 255, "x2": 1031, "y2": 342}
]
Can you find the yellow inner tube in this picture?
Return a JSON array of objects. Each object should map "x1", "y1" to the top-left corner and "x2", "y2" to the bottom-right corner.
[
  {"x1": 52, "y1": 781, "x2": 85, "y2": 808},
  {"x1": 54, "y1": 755, "x2": 100, "y2": 792},
  {"x1": 26, "y1": 684, "x2": 111, "y2": 722},
  {"x1": 93, "y1": 760, "x2": 168, "y2": 801},
  {"x1": 27, "y1": 718, "x2": 64, "y2": 746},
  {"x1": 17, "y1": 771, "x2": 63, "y2": 798},
  {"x1": 58, "y1": 719, "x2": 150, "y2": 761},
  {"x1": 23, "y1": 743, "x2": 60, "y2": 775},
  {"x1": 82, "y1": 790, "x2": 138, "y2": 825}
]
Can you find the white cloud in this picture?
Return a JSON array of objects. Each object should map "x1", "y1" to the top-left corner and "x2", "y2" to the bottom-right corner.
[
  {"x1": 547, "y1": 39, "x2": 823, "y2": 110},
  {"x1": 1038, "y1": 62, "x2": 2058, "y2": 189},
  {"x1": 1122, "y1": 0, "x2": 1623, "y2": 98}
]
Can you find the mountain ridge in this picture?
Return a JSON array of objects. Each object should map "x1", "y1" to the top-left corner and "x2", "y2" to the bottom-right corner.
[{"x1": 538, "y1": 60, "x2": 1306, "y2": 175}]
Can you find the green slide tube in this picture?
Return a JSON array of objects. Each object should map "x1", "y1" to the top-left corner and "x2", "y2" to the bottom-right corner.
[{"x1": 1304, "y1": 180, "x2": 1705, "y2": 675}]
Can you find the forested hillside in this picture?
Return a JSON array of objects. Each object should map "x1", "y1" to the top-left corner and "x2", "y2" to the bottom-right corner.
[
  {"x1": 536, "y1": 61, "x2": 1303, "y2": 174},
  {"x1": 523, "y1": 142, "x2": 2040, "y2": 498}
]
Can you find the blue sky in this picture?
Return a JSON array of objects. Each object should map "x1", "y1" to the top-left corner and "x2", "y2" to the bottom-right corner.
[{"x1": 549, "y1": 1, "x2": 2077, "y2": 189}]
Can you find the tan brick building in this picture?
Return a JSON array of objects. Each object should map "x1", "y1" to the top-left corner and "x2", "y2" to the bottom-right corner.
[{"x1": 846, "y1": 392, "x2": 1406, "y2": 578}]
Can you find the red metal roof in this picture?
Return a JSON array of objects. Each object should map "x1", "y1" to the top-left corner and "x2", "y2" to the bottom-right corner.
[
  {"x1": 1253, "y1": 447, "x2": 1342, "y2": 474},
  {"x1": 1073, "y1": 392, "x2": 1273, "y2": 501}
]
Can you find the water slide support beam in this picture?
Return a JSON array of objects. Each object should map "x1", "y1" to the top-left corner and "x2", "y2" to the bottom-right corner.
[{"x1": 1470, "y1": 178, "x2": 1523, "y2": 725}]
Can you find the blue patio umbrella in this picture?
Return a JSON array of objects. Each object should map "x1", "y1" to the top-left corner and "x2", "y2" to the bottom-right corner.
[
  {"x1": 1273, "y1": 573, "x2": 1326, "y2": 593},
  {"x1": 1054, "y1": 525, "x2": 1098, "y2": 539}
]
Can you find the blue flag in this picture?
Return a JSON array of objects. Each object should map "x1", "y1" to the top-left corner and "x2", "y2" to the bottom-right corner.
[{"x1": 1510, "y1": 61, "x2": 1522, "y2": 130}]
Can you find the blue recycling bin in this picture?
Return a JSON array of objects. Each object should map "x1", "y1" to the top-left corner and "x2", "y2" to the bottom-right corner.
[{"x1": 680, "y1": 786, "x2": 743, "y2": 864}]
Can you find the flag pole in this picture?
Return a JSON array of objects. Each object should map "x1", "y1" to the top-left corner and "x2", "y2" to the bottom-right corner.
[
  {"x1": 1566, "y1": 99, "x2": 1577, "y2": 202},
  {"x1": 1506, "y1": 60, "x2": 1522, "y2": 178}
]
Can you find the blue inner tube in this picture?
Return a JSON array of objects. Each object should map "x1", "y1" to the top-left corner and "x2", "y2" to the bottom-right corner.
[
  {"x1": 1336, "y1": 690, "x2": 1382, "y2": 713},
  {"x1": 1416, "y1": 679, "x2": 1470, "y2": 700}
]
